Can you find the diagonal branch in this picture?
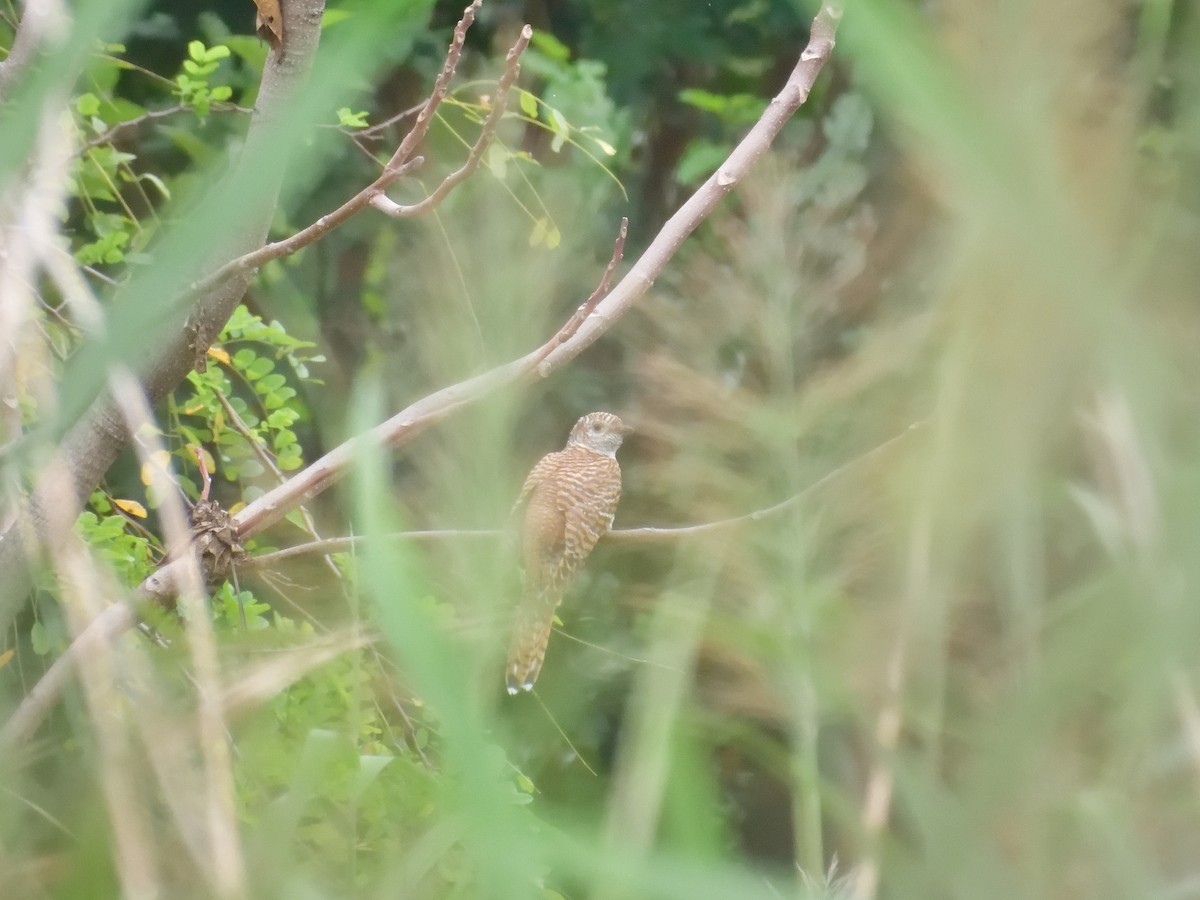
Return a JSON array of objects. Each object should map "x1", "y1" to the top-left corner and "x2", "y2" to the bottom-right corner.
[{"x1": 190, "y1": 1, "x2": 519, "y2": 297}]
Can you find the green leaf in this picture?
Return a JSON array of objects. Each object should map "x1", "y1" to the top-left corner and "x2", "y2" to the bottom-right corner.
[
  {"x1": 256, "y1": 373, "x2": 287, "y2": 393},
  {"x1": 336, "y1": 107, "x2": 369, "y2": 129},
  {"x1": 677, "y1": 138, "x2": 731, "y2": 185},
  {"x1": 76, "y1": 92, "x2": 101, "y2": 117},
  {"x1": 678, "y1": 88, "x2": 766, "y2": 125},
  {"x1": 239, "y1": 459, "x2": 265, "y2": 479},
  {"x1": 232, "y1": 348, "x2": 257, "y2": 369},
  {"x1": 486, "y1": 143, "x2": 508, "y2": 179},
  {"x1": 322, "y1": 8, "x2": 353, "y2": 27},
  {"x1": 352, "y1": 755, "x2": 395, "y2": 800},
  {"x1": 182, "y1": 59, "x2": 211, "y2": 77},
  {"x1": 529, "y1": 30, "x2": 570, "y2": 62},
  {"x1": 277, "y1": 449, "x2": 303, "y2": 471},
  {"x1": 266, "y1": 408, "x2": 299, "y2": 428},
  {"x1": 548, "y1": 108, "x2": 570, "y2": 153},
  {"x1": 272, "y1": 430, "x2": 297, "y2": 450},
  {"x1": 138, "y1": 172, "x2": 171, "y2": 201},
  {"x1": 246, "y1": 357, "x2": 275, "y2": 380},
  {"x1": 30, "y1": 622, "x2": 51, "y2": 656},
  {"x1": 518, "y1": 89, "x2": 539, "y2": 119}
]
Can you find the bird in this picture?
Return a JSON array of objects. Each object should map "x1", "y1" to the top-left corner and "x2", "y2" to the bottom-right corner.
[{"x1": 505, "y1": 411, "x2": 632, "y2": 694}]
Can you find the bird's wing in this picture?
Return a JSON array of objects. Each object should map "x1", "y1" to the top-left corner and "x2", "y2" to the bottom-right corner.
[
  {"x1": 550, "y1": 455, "x2": 621, "y2": 591},
  {"x1": 509, "y1": 451, "x2": 560, "y2": 521},
  {"x1": 514, "y1": 451, "x2": 567, "y2": 596}
]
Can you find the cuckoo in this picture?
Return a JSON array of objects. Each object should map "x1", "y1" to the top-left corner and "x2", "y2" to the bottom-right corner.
[{"x1": 505, "y1": 411, "x2": 632, "y2": 694}]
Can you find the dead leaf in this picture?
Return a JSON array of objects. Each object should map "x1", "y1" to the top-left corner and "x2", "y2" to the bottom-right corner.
[{"x1": 254, "y1": 0, "x2": 284, "y2": 53}]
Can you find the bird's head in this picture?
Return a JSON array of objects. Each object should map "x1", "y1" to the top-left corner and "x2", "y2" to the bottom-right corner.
[{"x1": 567, "y1": 411, "x2": 633, "y2": 457}]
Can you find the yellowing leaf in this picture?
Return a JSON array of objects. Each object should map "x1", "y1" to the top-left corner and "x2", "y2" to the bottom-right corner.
[
  {"x1": 529, "y1": 217, "x2": 548, "y2": 247},
  {"x1": 591, "y1": 136, "x2": 616, "y2": 156},
  {"x1": 0, "y1": 649, "x2": 13, "y2": 669},
  {"x1": 207, "y1": 346, "x2": 231, "y2": 366},
  {"x1": 486, "y1": 143, "x2": 508, "y2": 179},
  {"x1": 113, "y1": 498, "x2": 147, "y2": 518},
  {"x1": 528, "y1": 218, "x2": 562, "y2": 249},
  {"x1": 195, "y1": 446, "x2": 216, "y2": 475},
  {"x1": 140, "y1": 450, "x2": 172, "y2": 486}
]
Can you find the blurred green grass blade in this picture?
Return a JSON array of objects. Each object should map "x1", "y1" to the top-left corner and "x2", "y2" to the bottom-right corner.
[{"x1": 348, "y1": 377, "x2": 545, "y2": 900}]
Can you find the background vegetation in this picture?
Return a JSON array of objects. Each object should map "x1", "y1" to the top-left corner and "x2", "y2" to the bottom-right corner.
[{"x1": 2, "y1": 0, "x2": 1199, "y2": 898}]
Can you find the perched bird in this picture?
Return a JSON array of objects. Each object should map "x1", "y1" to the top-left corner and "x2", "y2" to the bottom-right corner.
[{"x1": 506, "y1": 411, "x2": 632, "y2": 694}]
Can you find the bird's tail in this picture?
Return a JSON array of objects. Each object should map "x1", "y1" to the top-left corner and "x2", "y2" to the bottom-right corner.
[{"x1": 505, "y1": 591, "x2": 558, "y2": 694}]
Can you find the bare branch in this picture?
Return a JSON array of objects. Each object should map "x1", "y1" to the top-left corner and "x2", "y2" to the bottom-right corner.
[
  {"x1": 190, "y1": 0, "x2": 497, "y2": 297},
  {"x1": 371, "y1": 25, "x2": 532, "y2": 218},
  {"x1": 534, "y1": 1, "x2": 843, "y2": 376},
  {"x1": 187, "y1": 155, "x2": 426, "y2": 298}
]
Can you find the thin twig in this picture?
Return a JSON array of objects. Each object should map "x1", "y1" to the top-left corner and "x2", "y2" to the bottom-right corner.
[
  {"x1": 531, "y1": 689, "x2": 599, "y2": 777},
  {"x1": 370, "y1": 25, "x2": 532, "y2": 218},
  {"x1": 356, "y1": 99, "x2": 427, "y2": 139},
  {"x1": 80, "y1": 103, "x2": 252, "y2": 151},
  {"x1": 531, "y1": 217, "x2": 628, "y2": 371},
  {"x1": 189, "y1": 0, "x2": 495, "y2": 298}
]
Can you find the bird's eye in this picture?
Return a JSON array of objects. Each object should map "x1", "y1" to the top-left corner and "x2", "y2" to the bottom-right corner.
[{"x1": 590, "y1": 422, "x2": 601, "y2": 432}]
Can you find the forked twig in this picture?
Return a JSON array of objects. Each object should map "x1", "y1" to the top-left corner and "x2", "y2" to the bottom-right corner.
[
  {"x1": 531, "y1": 217, "x2": 628, "y2": 372},
  {"x1": 371, "y1": 25, "x2": 532, "y2": 218},
  {"x1": 189, "y1": 0, "x2": 511, "y2": 298}
]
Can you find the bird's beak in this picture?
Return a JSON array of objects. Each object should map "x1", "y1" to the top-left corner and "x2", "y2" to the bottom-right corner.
[{"x1": 619, "y1": 422, "x2": 635, "y2": 435}]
